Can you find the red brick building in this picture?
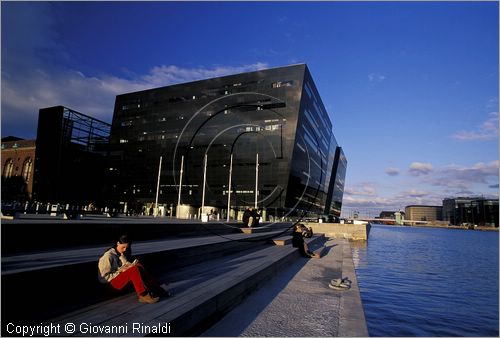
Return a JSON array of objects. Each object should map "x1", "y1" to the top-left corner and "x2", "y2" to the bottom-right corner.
[{"x1": 1, "y1": 136, "x2": 36, "y2": 200}]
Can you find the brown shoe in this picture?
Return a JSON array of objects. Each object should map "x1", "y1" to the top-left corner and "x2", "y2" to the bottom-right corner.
[{"x1": 138, "y1": 293, "x2": 159, "y2": 304}]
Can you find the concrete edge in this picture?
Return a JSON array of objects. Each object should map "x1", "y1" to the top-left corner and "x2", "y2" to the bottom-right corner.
[{"x1": 338, "y1": 240, "x2": 369, "y2": 337}]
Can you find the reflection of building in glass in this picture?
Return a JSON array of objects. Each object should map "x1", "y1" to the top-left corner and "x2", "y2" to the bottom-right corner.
[
  {"x1": 404, "y1": 205, "x2": 442, "y2": 222},
  {"x1": 325, "y1": 146, "x2": 346, "y2": 217},
  {"x1": 108, "y1": 64, "x2": 347, "y2": 219},
  {"x1": 33, "y1": 106, "x2": 111, "y2": 204},
  {"x1": 443, "y1": 197, "x2": 499, "y2": 227},
  {"x1": 1, "y1": 137, "x2": 36, "y2": 200}
]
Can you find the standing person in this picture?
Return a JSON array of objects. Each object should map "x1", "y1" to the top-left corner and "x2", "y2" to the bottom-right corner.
[
  {"x1": 252, "y1": 208, "x2": 261, "y2": 227},
  {"x1": 98, "y1": 235, "x2": 168, "y2": 303},
  {"x1": 242, "y1": 207, "x2": 254, "y2": 227}
]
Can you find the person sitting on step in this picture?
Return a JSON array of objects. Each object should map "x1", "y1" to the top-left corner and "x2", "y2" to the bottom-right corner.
[
  {"x1": 98, "y1": 234, "x2": 169, "y2": 303},
  {"x1": 292, "y1": 223, "x2": 318, "y2": 258}
]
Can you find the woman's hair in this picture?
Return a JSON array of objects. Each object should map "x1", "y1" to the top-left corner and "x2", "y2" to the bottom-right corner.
[
  {"x1": 117, "y1": 234, "x2": 130, "y2": 245},
  {"x1": 109, "y1": 234, "x2": 132, "y2": 259}
]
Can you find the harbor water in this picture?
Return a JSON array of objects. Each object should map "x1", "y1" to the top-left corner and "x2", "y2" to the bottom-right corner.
[{"x1": 352, "y1": 224, "x2": 499, "y2": 336}]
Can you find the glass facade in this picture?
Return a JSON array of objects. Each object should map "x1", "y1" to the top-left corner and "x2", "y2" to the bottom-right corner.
[
  {"x1": 326, "y1": 147, "x2": 347, "y2": 218},
  {"x1": 33, "y1": 106, "x2": 111, "y2": 204},
  {"x1": 107, "y1": 64, "x2": 346, "y2": 218},
  {"x1": 443, "y1": 197, "x2": 499, "y2": 227}
]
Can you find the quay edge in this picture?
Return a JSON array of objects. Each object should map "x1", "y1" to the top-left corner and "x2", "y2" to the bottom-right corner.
[{"x1": 305, "y1": 222, "x2": 371, "y2": 241}]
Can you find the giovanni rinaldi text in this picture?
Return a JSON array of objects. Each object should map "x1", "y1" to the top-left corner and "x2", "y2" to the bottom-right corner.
[{"x1": 6, "y1": 322, "x2": 172, "y2": 336}]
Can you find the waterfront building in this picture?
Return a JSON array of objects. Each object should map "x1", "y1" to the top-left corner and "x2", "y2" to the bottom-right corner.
[
  {"x1": 442, "y1": 197, "x2": 499, "y2": 227},
  {"x1": 107, "y1": 64, "x2": 347, "y2": 219},
  {"x1": 404, "y1": 205, "x2": 442, "y2": 222},
  {"x1": 32, "y1": 106, "x2": 111, "y2": 205},
  {"x1": 1, "y1": 136, "x2": 36, "y2": 201},
  {"x1": 378, "y1": 211, "x2": 406, "y2": 219}
]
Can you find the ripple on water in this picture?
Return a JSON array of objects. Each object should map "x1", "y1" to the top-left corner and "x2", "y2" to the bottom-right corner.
[{"x1": 354, "y1": 225, "x2": 499, "y2": 337}]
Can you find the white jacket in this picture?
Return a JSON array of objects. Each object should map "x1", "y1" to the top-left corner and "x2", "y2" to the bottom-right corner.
[{"x1": 97, "y1": 247, "x2": 129, "y2": 283}]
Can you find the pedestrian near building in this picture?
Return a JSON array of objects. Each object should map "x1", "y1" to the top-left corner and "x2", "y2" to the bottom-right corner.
[{"x1": 242, "y1": 207, "x2": 254, "y2": 227}]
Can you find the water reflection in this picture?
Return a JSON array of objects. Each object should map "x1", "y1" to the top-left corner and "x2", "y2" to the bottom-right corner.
[{"x1": 353, "y1": 224, "x2": 499, "y2": 337}]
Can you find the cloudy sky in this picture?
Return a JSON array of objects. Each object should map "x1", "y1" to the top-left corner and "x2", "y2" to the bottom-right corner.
[{"x1": 2, "y1": 1, "x2": 498, "y2": 216}]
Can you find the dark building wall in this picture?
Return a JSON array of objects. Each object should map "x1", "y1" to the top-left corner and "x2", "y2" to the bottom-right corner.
[
  {"x1": 33, "y1": 106, "x2": 65, "y2": 202},
  {"x1": 108, "y1": 64, "x2": 345, "y2": 218},
  {"x1": 325, "y1": 147, "x2": 347, "y2": 217},
  {"x1": 443, "y1": 197, "x2": 499, "y2": 227},
  {"x1": 286, "y1": 66, "x2": 337, "y2": 216},
  {"x1": 33, "y1": 106, "x2": 111, "y2": 205}
]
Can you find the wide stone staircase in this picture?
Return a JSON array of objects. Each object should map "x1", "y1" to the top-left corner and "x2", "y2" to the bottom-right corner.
[{"x1": 2, "y1": 222, "x2": 327, "y2": 336}]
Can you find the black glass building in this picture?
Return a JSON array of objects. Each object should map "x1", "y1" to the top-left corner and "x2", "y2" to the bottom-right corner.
[
  {"x1": 33, "y1": 106, "x2": 111, "y2": 205},
  {"x1": 107, "y1": 64, "x2": 346, "y2": 219}
]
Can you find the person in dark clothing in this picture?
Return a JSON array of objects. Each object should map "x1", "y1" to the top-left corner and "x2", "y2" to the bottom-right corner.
[
  {"x1": 251, "y1": 208, "x2": 261, "y2": 226},
  {"x1": 242, "y1": 207, "x2": 254, "y2": 227},
  {"x1": 292, "y1": 223, "x2": 318, "y2": 258}
]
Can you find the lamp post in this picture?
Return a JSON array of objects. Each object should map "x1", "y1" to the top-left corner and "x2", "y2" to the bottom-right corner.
[
  {"x1": 201, "y1": 154, "x2": 207, "y2": 218},
  {"x1": 154, "y1": 156, "x2": 162, "y2": 217},
  {"x1": 227, "y1": 153, "x2": 233, "y2": 222},
  {"x1": 255, "y1": 153, "x2": 259, "y2": 209}
]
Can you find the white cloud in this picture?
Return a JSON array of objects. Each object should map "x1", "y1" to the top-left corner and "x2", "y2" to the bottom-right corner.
[
  {"x1": 399, "y1": 189, "x2": 429, "y2": 198},
  {"x1": 342, "y1": 195, "x2": 394, "y2": 207},
  {"x1": 408, "y1": 162, "x2": 433, "y2": 176},
  {"x1": 341, "y1": 160, "x2": 498, "y2": 215},
  {"x1": 385, "y1": 167, "x2": 400, "y2": 176},
  {"x1": 1, "y1": 1, "x2": 271, "y2": 137},
  {"x1": 429, "y1": 160, "x2": 499, "y2": 188},
  {"x1": 1, "y1": 62, "x2": 269, "y2": 137},
  {"x1": 368, "y1": 73, "x2": 387, "y2": 83},
  {"x1": 142, "y1": 63, "x2": 268, "y2": 88},
  {"x1": 486, "y1": 97, "x2": 498, "y2": 109},
  {"x1": 452, "y1": 112, "x2": 499, "y2": 141},
  {"x1": 344, "y1": 182, "x2": 377, "y2": 196}
]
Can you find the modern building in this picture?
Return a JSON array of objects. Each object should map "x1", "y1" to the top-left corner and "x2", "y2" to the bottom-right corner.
[
  {"x1": 32, "y1": 106, "x2": 111, "y2": 205},
  {"x1": 378, "y1": 211, "x2": 406, "y2": 219},
  {"x1": 443, "y1": 197, "x2": 499, "y2": 227},
  {"x1": 1, "y1": 136, "x2": 36, "y2": 201},
  {"x1": 107, "y1": 64, "x2": 347, "y2": 219},
  {"x1": 405, "y1": 205, "x2": 442, "y2": 222}
]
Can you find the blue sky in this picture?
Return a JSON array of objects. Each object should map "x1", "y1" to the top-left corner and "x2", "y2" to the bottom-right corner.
[{"x1": 2, "y1": 1, "x2": 498, "y2": 216}]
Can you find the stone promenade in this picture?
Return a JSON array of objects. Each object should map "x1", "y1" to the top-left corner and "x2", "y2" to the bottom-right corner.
[
  {"x1": 2, "y1": 219, "x2": 368, "y2": 336},
  {"x1": 202, "y1": 238, "x2": 368, "y2": 337}
]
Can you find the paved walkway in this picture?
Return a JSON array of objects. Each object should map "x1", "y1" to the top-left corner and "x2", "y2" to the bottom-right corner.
[{"x1": 202, "y1": 238, "x2": 368, "y2": 337}]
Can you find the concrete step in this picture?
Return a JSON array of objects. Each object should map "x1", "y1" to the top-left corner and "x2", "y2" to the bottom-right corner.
[
  {"x1": 1, "y1": 220, "x2": 294, "y2": 255},
  {"x1": 1, "y1": 231, "x2": 289, "y2": 324},
  {"x1": 271, "y1": 233, "x2": 325, "y2": 246},
  {"x1": 239, "y1": 222, "x2": 293, "y2": 234},
  {"x1": 201, "y1": 238, "x2": 368, "y2": 337},
  {"x1": 272, "y1": 236, "x2": 292, "y2": 245},
  {"x1": 13, "y1": 212, "x2": 68, "y2": 220},
  {"x1": 312, "y1": 245, "x2": 328, "y2": 258},
  {"x1": 75, "y1": 213, "x2": 111, "y2": 219},
  {"x1": 50, "y1": 237, "x2": 327, "y2": 336}
]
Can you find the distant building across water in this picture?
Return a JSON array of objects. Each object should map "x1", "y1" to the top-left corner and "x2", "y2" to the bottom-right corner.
[
  {"x1": 404, "y1": 205, "x2": 443, "y2": 222},
  {"x1": 443, "y1": 197, "x2": 498, "y2": 227}
]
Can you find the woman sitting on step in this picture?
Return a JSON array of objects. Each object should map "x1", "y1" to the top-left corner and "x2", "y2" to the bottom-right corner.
[{"x1": 98, "y1": 234, "x2": 168, "y2": 304}]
